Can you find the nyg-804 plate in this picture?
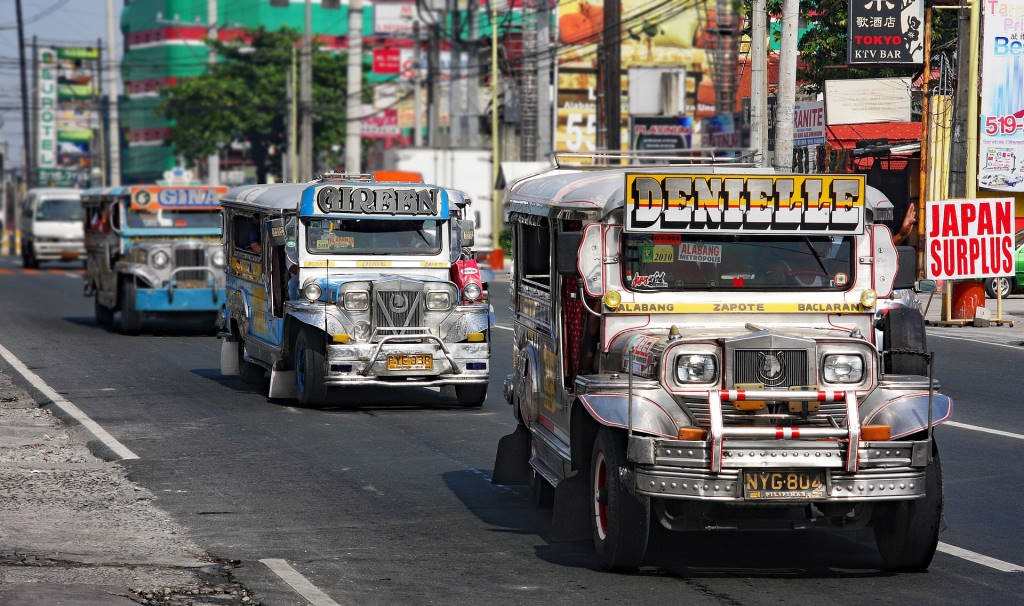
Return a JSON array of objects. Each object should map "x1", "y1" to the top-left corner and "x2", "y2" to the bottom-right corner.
[
  {"x1": 743, "y1": 470, "x2": 826, "y2": 500},
  {"x1": 386, "y1": 354, "x2": 433, "y2": 371}
]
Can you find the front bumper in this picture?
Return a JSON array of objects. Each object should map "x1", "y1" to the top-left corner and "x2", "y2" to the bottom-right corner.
[
  {"x1": 630, "y1": 436, "x2": 930, "y2": 502},
  {"x1": 33, "y1": 241, "x2": 84, "y2": 260},
  {"x1": 323, "y1": 338, "x2": 489, "y2": 387},
  {"x1": 135, "y1": 287, "x2": 225, "y2": 312}
]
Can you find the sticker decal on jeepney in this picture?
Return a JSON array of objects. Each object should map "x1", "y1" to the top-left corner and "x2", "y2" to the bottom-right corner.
[
  {"x1": 678, "y1": 242, "x2": 723, "y2": 264},
  {"x1": 630, "y1": 271, "x2": 668, "y2": 289},
  {"x1": 624, "y1": 173, "x2": 865, "y2": 235}
]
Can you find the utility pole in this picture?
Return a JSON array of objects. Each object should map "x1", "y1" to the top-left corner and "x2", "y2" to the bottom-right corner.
[
  {"x1": 535, "y1": 0, "x2": 551, "y2": 159},
  {"x1": 466, "y1": 3, "x2": 480, "y2": 148},
  {"x1": 300, "y1": 0, "x2": 314, "y2": 179},
  {"x1": 428, "y1": 23, "x2": 440, "y2": 147},
  {"x1": 346, "y1": 0, "x2": 363, "y2": 173},
  {"x1": 520, "y1": 1, "x2": 538, "y2": 161},
  {"x1": 449, "y1": 0, "x2": 463, "y2": 148},
  {"x1": 490, "y1": 0, "x2": 502, "y2": 264},
  {"x1": 287, "y1": 46, "x2": 299, "y2": 181},
  {"x1": 749, "y1": 0, "x2": 768, "y2": 164},
  {"x1": 15, "y1": 0, "x2": 32, "y2": 186},
  {"x1": 965, "y1": 0, "x2": 981, "y2": 198},
  {"x1": 207, "y1": 0, "x2": 220, "y2": 184},
  {"x1": 774, "y1": 0, "x2": 798, "y2": 171},
  {"x1": 105, "y1": 0, "x2": 121, "y2": 186},
  {"x1": 413, "y1": 20, "x2": 424, "y2": 147},
  {"x1": 601, "y1": 0, "x2": 622, "y2": 157}
]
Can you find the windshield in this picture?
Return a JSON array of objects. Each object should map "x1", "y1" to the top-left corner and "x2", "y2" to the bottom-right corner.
[
  {"x1": 622, "y1": 234, "x2": 855, "y2": 291},
  {"x1": 305, "y1": 218, "x2": 443, "y2": 255},
  {"x1": 125, "y1": 207, "x2": 221, "y2": 230},
  {"x1": 35, "y1": 198, "x2": 83, "y2": 222}
]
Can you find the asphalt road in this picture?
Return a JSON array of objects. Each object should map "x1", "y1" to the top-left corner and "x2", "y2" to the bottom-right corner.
[{"x1": 1, "y1": 256, "x2": 1022, "y2": 605}]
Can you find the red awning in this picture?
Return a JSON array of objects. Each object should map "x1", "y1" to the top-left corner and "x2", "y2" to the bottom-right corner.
[{"x1": 826, "y1": 122, "x2": 922, "y2": 149}]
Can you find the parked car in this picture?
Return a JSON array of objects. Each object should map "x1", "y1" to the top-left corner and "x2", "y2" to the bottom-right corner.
[{"x1": 984, "y1": 228, "x2": 1023, "y2": 298}]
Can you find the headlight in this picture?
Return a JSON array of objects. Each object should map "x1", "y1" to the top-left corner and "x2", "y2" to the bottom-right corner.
[
  {"x1": 211, "y1": 249, "x2": 225, "y2": 268},
  {"x1": 302, "y1": 280, "x2": 322, "y2": 302},
  {"x1": 128, "y1": 248, "x2": 147, "y2": 264},
  {"x1": 426, "y1": 290, "x2": 452, "y2": 311},
  {"x1": 462, "y1": 282, "x2": 482, "y2": 302},
  {"x1": 675, "y1": 354, "x2": 718, "y2": 384},
  {"x1": 150, "y1": 250, "x2": 170, "y2": 269},
  {"x1": 343, "y1": 290, "x2": 369, "y2": 311},
  {"x1": 822, "y1": 354, "x2": 864, "y2": 384},
  {"x1": 353, "y1": 321, "x2": 372, "y2": 342}
]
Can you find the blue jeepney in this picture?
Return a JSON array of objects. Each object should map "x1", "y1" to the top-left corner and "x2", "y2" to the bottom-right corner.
[{"x1": 82, "y1": 185, "x2": 228, "y2": 332}]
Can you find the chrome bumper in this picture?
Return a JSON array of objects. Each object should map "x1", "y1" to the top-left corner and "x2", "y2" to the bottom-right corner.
[
  {"x1": 324, "y1": 339, "x2": 489, "y2": 387},
  {"x1": 33, "y1": 241, "x2": 84, "y2": 259}
]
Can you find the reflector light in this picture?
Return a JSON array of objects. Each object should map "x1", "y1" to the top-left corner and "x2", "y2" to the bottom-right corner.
[
  {"x1": 861, "y1": 424, "x2": 892, "y2": 441},
  {"x1": 677, "y1": 427, "x2": 707, "y2": 441}
]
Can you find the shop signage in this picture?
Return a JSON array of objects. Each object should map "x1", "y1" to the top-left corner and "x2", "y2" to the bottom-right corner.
[
  {"x1": 848, "y1": 0, "x2": 924, "y2": 64},
  {"x1": 926, "y1": 198, "x2": 1016, "y2": 279}
]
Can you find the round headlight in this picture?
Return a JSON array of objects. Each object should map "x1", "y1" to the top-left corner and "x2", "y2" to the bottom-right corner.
[
  {"x1": 463, "y1": 282, "x2": 482, "y2": 302},
  {"x1": 343, "y1": 290, "x2": 369, "y2": 311},
  {"x1": 675, "y1": 354, "x2": 718, "y2": 384},
  {"x1": 822, "y1": 354, "x2": 864, "y2": 384},
  {"x1": 151, "y1": 250, "x2": 170, "y2": 269},
  {"x1": 302, "y1": 280, "x2": 322, "y2": 302},
  {"x1": 211, "y1": 249, "x2": 226, "y2": 268}
]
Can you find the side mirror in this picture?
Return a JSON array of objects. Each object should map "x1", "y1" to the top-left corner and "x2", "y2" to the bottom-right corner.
[
  {"x1": 556, "y1": 231, "x2": 582, "y2": 275},
  {"x1": 459, "y1": 220, "x2": 475, "y2": 248},
  {"x1": 914, "y1": 279, "x2": 936, "y2": 293},
  {"x1": 893, "y1": 245, "x2": 917, "y2": 290},
  {"x1": 268, "y1": 217, "x2": 288, "y2": 246}
]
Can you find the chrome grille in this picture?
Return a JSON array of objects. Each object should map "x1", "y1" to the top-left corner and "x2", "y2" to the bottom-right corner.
[
  {"x1": 372, "y1": 289, "x2": 424, "y2": 332},
  {"x1": 734, "y1": 349, "x2": 808, "y2": 388},
  {"x1": 176, "y1": 270, "x2": 208, "y2": 283},
  {"x1": 174, "y1": 248, "x2": 205, "y2": 268},
  {"x1": 684, "y1": 400, "x2": 848, "y2": 427}
]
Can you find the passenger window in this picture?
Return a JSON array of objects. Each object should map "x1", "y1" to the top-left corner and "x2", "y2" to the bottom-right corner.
[
  {"x1": 519, "y1": 222, "x2": 551, "y2": 290},
  {"x1": 232, "y1": 215, "x2": 263, "y2": 256}
]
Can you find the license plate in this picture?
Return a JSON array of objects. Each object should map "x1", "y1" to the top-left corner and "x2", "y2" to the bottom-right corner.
[
  {"x1": 60, "y1": 251, "x2": 79, "y2": 260},
  {"x1": 743, "y1": 470, "x2": 826, "y2": 501},
  {"x1": 386, "y1": 354, "x2": 433, "y2": 371}
]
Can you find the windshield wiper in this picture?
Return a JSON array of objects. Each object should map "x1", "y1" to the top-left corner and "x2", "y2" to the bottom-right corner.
[{"x1": 803, "y1": 238, "x2": 830, "y2": 276}]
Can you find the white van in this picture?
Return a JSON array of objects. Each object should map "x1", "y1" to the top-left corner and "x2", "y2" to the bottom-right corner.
[{"x1": 21, "y1": 187, "x2": 85, "y2": 268}]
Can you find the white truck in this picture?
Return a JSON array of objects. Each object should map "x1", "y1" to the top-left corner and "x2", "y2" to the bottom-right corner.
[{"x1": 21, "y1": 187, "x2": 85, "y2": 268}]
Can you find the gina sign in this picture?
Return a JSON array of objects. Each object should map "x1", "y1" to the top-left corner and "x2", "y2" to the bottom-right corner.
[{"x1": 625, "y1": 173, "x2": 866, "y2": 235}]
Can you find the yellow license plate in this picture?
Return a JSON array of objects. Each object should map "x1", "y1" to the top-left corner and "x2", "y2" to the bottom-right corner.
[
  {"x1": 386, "y1": 354, "x2": 433, "y2": 371},
  {"x1": 743, "y1": 470, "x2": 826, "y2": 500}
]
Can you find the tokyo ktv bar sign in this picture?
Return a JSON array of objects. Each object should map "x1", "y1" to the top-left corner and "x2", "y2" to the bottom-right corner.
[{"x1": 848, "y1": 0, "x2": 924, "y2": 64}]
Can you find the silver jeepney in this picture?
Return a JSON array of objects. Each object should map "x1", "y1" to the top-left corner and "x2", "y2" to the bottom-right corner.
[
  {"x1": 218, "y1": 175, "x2": 491, "y2": 407},
  {"x1": 493, "y1": 165, "x2": 950, "y2": 572}
]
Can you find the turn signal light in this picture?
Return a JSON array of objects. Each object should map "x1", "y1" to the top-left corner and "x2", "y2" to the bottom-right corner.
[
  {"x1": 677, "y1": 427, "x2": 707, "y2": 441},
  {"x1": 861, "y1": 424, "x2": 892, "y2": 441},
  {"x1": 332, "y1": 333, "x2": 351, "y2": 344},
  {"x1": 466, "y1": 331, "x2": 486, "y2": 342},
  {"x1": 602, "y1": 289, "x2": 622, "y2": 311}
]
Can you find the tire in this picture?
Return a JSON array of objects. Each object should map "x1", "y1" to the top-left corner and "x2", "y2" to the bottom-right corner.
[
  {"x1": 293, "y1": 328, "x2": 329, "y2": 407},
  {"x1": 94, "y1": 299, "x2": 114, "y2": 328},
  {"x1": 873, "y1": 441, "x2": 942, "y2": 572},
  {"x1": 22, "y1": 243, "x2": 38, "y2": 269},
  {"x1": 237, "y1": 339, "x2": 266, "y2": 385},
  {"x1": 590, "y1": 427, "x2": 650, "y2": 571},
  {"x1": 882, "y1": 306, "x2": 928, "y2": 376},
  {"x1": 984, "y1": 277, "x2": 1013, "y2": 299},
  {"x1": 117, "y1": 277, "x2": 143, "y2": 335},
  {"x1": 455, "y1": 384, "x2": 487, "y2": 408}
]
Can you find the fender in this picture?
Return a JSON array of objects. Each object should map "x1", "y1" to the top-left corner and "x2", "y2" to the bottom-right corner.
[
  {"x1": 862, "y1": 392, "x2": 953, "y2": 439},
  {"x1": 576, "y1": 392, "x2": 678, "y2": 438},
  {"x1": 513, "y1": 340, "x2": 542, "y2": 422}
]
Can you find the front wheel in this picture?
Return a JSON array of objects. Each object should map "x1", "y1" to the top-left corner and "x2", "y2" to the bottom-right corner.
[
  {"x1": 882, "y1": 306, "x2": 928, "y2": 376},
  {"x1": 591, "y1": 427, "x2": 650, "y2": 571},
  {"x1": 984, "y1": 277, "x2": 1013, "y2": 299},
  {"x1": 873, "y1": 441, "x2": 943, "y2": 572},
  {"x1": 94, "y1": 299, "x2": 114, "y2": 328},
  {"x1": 293, "y1": 329, "x2": 328, "y2": 407},
  {"x1": 454, "y1": 384, "x2": 487, "y2": 408},
  {"x1": 117, "y1": 277, "x2": 143, "y2": 334}
]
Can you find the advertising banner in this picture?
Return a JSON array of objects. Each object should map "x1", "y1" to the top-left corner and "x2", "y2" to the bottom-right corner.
[
  {"x1": 374, "y1": 1, "x2": 416, "y2": 35},
  {"x1": 36, "y1": 47, "x2": 58, "y2": 169},
  {"x1": 978, "y1": 0, "x2": 1024, "y2": 192},
  {"x1": 372, "y1": 47, "x2": 402, "y2": 75},
  {"x1": 926, "y1": 198, "x2": 1016, "y2": 279},
  {"x1": 824, "y1": 77, "x2": 912, "y2": 125},
  {"x1": 793, "y1": 100, "x2": 826, "y2": 146},
  {"x1": 848, "y1": 0, "x2": 924, "y2": 64},
  {"x1": 631, "y1": 116, "x2": 692, "y2": 151}
]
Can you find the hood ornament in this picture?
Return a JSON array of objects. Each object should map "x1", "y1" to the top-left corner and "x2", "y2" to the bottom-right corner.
[{"x1": 756, "y1": 351, "x2": 785, "y2": 384}]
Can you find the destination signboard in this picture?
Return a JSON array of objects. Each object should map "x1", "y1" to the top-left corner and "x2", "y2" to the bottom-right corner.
[{"x1": 302, "y1": 186, "x2": 450, "y2": 220}]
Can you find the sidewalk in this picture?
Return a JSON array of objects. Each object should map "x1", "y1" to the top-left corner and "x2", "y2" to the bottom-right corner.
[
  {"x1": 921, "y1": 292, "x2": 1024, "y2": 347},
  {"x1": 0, "y1": 371, "x2": 257, "y2": 606}
]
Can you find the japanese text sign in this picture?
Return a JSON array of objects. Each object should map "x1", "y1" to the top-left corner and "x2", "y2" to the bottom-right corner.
[
  {"x1": 848, "y1": 0, "x2": 924, "y2": 64},
  {"x1": 926, "y1": 198, "x2": 1016, "y2": 279}
]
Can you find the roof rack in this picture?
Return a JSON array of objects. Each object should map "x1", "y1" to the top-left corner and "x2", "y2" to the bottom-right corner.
[
  {"x1": 314, "y1": 172, "x2": 374, "y2": 182},
  {"x1": 552, "y1": 148, "x2": 761, "y2": 168}
]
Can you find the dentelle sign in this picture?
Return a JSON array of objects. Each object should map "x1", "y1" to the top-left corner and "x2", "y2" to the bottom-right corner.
[{"x1": 926, "y1": 198, "x2": 1016, "y2": 280}]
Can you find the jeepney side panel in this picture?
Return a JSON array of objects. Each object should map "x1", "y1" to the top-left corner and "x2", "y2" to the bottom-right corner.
[
  {"x1": 225, "y1": 210, "x2": 282, "y2": 352},
  {"x1": 84, "y1": 197, "x2": 123, "y2": 308}
]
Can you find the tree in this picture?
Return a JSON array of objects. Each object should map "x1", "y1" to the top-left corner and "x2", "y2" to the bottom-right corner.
[{"x1": 160, "y1": 28, "x2": 349, "y2": 182}]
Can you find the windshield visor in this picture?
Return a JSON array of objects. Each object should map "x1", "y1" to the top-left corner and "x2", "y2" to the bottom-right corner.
[
  {"x1": 305, "y1": 218, "x2": 442, "y2": 255},
  {"x1": 125, "y1": 208, "x2": 221, "y2": 229},
  {"x1": 35, "y1": 198, "x2": 83, "y2": 222},
  {"x1": 622, "y1": 234, "x2": 855, "y2": 292}
]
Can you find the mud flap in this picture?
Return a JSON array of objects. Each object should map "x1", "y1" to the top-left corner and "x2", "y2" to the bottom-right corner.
[
  {"x1": 269, "y1": 369, "x2": 297, "y2": 399},
  {"x1": 549, "y1": 472, "x2": 591, "y2": 542},
  {"x1": 220, "y1": 339, "x2": 240, "y2": 376},
  {"x1": 492, "y1": 424, "x2": 531, "y2": 485}
]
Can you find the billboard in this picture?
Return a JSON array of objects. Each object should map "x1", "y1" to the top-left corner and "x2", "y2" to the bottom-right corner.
[
  {"x1": 36, "y1": 48, "x2": 58, "y2": 169},
  {"x1": 978, "y1": 0, "x2": 1024, "y2": 192},
  {"x1": 926, "y1": 198, "x2": 1016, "y2": 279},
  {"x1": 35, "y1": 45, "x2": 100, "y2": 186},
  {"x1": 847, "y1": 0, "x2": 924, "y2": 64},
  {"x1": 824, "y1": 77, "x2": 912, "y2": 125}
]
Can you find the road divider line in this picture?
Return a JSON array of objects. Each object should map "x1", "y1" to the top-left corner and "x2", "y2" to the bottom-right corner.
[
  {"x1": 930, "y1": 334, "x2": 1024, "y2": 351},
  {"x1": 938, "y1": 542, "x2": 1024, "y2": 572},
  {"x1": 493, "y1": 324, "x2": 513, "y2": 332},
  {"x1": 945, "y1": 421, "x2": 1024, "y2": 441},
  {"x1": 0, "y1": 342, "x2": 139, "y2": 461},
  {"x1": 260, "y1": 559, "x2": 342, "y2": 606}
]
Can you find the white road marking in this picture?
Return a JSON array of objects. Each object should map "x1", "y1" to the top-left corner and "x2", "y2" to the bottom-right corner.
[
  {"x1": 937, "y1": 542, "x2": 1024, "y2": 573},
  {"x1": 493, "y1": 324, "x2": 513, "y2": 332},
  {"x1": 945, "y1": 421, "x2": 1024, "y2": 441},
  {"x1": 929, "y1": 334, "x2": 1024, "y2": 351},
  {"x1": 259, "y1": 559, "x2": 342, "y2": 606},
  {"x1": 0, "y1": 342, "x2": 139, "y2": 461}
]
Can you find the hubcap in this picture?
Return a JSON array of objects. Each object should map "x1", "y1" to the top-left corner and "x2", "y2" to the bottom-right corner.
[
  {"x1": 593, "y1": 451, "x2": 608, "y2": 541},
  {"x1": 997, "y1": 278, "x2": 1010, "y2": 297}
]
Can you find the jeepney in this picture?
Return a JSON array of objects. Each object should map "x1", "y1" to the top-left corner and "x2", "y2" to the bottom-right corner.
[
  {"x1": 493, "y1": 166, "x2": 952, "y2": 572},
  {"x1": 81, "y1": 185, "x2": 228, "y2": 333},
  {"x1": 217, "y1": 175, "x2": 491, "y2": 407}
]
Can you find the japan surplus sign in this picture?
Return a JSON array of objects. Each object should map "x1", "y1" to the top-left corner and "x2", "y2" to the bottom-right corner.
[
  {"x1": 978, "y1": 0, "x2": 1024, "y2": 192},
  {"x1": 848, "y1": 0, "x2": 924, "y2": 64},
  {"x1": 926, "y1": 198, "x2": 1016, "y2": 280}
]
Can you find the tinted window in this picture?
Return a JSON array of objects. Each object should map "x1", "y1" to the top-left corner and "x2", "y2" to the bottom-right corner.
[{"x1": 35, "y1": 198, "x2": 83, "y2": 222}]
